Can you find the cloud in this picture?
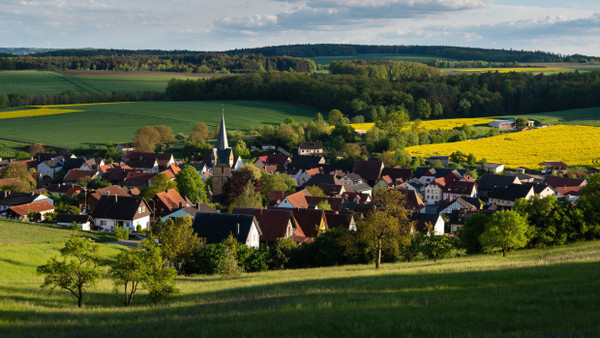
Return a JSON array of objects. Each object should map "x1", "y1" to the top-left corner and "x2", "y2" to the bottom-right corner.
[{"x1": 215, "y1": 0, "x2": 487, "y2": 32}]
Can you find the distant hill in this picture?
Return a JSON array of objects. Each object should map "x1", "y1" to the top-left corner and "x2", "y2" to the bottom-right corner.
[{"x1": 0, "y1": 47, "x2": 56, "y2": 56}]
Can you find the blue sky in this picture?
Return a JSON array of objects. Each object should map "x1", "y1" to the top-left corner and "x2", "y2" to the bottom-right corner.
[{"x1": 1, "y1": 0, "x2": 599, "y2": 56}]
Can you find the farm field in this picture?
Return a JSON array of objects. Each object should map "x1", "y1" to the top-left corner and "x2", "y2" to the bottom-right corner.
[
  {"x1": 308, "y1": 53, "x2": 448, "y2": 65},
  {"x1": 0, "y1": 101, "x2": 318, "y2": 148},
  {"x1": 1, "y1": 219, "x2": 600, "y2": 336},
  {"x1": 0, "y1": 70, "x2": 220, "y2": 95},
  {"x1": 498, "y1": 106, "x2": 600, "y2": 127},
  {"x1": 347, "y1": 117, "x2": 497, "y2": 132},
  {"x1": 406, "y1": 125, "x2": 600, "y2": 169}
]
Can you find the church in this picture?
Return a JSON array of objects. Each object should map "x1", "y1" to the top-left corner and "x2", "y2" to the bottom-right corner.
[{"x1": 210, "y1": 110, "x2": 237, "y2": 203}]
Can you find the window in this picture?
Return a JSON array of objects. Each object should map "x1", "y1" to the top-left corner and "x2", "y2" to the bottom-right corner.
[{"x1": 100, "y1": 220, "x2": 106, "y2": 226}]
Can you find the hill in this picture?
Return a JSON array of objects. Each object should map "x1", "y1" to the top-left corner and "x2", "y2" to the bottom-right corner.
[
  {"x1": 1, "y1": 219, "x2": 599, "y2": 336},
  {"x1": 0, "y1": 101, "x2": 318, "y2": 148}
]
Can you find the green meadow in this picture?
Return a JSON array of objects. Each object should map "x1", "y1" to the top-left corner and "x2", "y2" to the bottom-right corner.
[
  {"x1": 0, "y1": 70, "x2": 215, "y2": 95},
  {"x1": 498, "y1": 106, "x2": 600, "y2": 127},
  {"x1": 0, "y1": 101, "x2": 318, "y2": 149},
  {"x1": 0, "y1": 139, "x2": 28, "y2": 158},
  {"x1": 1, "y1": 219, "x2": 600, "y2": 336}
]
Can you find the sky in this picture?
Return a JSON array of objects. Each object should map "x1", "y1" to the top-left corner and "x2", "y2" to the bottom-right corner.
[{"x1": 1, "y1": 0, "x2": 600, "y2": 56}]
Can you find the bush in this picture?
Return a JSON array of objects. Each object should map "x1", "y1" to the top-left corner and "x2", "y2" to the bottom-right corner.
[
  {"x1": 239, "y1": 246, "x2": 270, "y2": 272},
  {"x1": 268, "y1": 238, "x2": 298, "y2": 270},
  {"x1": 217, "y1": 246, "x2": 243, "y2": 279},
  {"x1": 136, "y1": 224, "x2": 142, "y2": 233},
  {"x1": 114, "y1": 227, "x2": 129, "y2": 240},
  {"x1": 194, "y1": 244, "x2": 223, "y2": 274}
]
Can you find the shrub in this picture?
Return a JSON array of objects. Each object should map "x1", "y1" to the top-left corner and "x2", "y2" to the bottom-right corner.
[
  {"x1": 269, "y1": 238, "x2": 298, "y2": 270},
  {"x1": 136, "y1": 224, "x2": 142, "y2": 233},
  {"x1": 114, "y1": 227, "x2": 129, "y2": 240},
  {"x1": 217, "y1": 246, "x2": 243, "y2": 279},
  {"x1": 194, "y1": 244, "x2": 223, "y2": 274}
]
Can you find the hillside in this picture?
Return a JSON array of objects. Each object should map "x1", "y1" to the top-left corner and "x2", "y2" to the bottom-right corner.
[{"x1": 1, "y1": 219, "x2": 599, "y2": 336}]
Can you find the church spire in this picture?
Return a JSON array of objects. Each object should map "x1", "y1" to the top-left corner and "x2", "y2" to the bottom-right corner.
[{"x1": 217, "y1": 106, "x2": 229, "y2": 150}]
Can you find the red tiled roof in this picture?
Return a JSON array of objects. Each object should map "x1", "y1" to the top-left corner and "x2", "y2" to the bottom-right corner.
[
  {"x1": 9, "y1": 201, "x2": 55, "y2": 216},
  {"x1": 160, "y1": 163, "x2": 181, "y2": 179},
  {"x1": 281, "y1": 191, "x2": 309, "y2": 208},
  {"x1": 155, "y1": 189, "x2": 188, "y2": 211},
  {"x1": 63, "y1": 169, "x2": 97, "y2": 182}
]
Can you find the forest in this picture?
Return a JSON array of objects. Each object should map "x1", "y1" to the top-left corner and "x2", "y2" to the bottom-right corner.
[{"x1": 165, "y1": 61, "x2": 600, "y2": 120}]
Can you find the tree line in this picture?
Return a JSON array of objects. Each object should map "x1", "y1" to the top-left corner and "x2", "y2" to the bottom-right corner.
[
  {"x1": 165, "y1": 65, "x2": 600, "y2": 120},
  {"x1": 0, "y1": 53, "x2": 317, "y2": 74}
]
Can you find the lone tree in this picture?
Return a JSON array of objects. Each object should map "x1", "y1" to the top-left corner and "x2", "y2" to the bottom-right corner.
[
  {"x1": 153, "y1": 216, "x2": 204, "y2": 274},
  {"x1": 358, "y1": 189, "x2": 413, "y2": 269},
  {"x1": 110, "y1": 239, "x2": 178, "y2": 306},
  {"x1": 37, "y1": 236, "x2": 102, "y2": 308},
  {"x1": 479, "y1": 210, "x2": 531, "y2": 257}
]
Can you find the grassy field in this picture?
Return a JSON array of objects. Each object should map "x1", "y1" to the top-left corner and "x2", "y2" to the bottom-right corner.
[
  {"x1": 1, "y1": 219, "x2": 600, "y2": 336},
  {"x1": 0, "y1": 101, "x2": 318, "y2": 148},
  {"x1": 308, "y1": 53, "x2": 448, "y2": 65},
  {"x1": 406, "y1": 125, "x2": 600, "y2": 169},
  {"x1": 0, "y1": 139, "x2": 28, "y2": 158},
  {"x1": 0, "y1": 70, "x2": 218, "y2": 95},
  {"x1": 499, "y1": 106, "x2": 600, "y2": 127}
]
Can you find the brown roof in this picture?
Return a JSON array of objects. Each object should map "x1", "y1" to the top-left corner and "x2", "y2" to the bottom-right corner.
[
  {"x1": 232, "y1": 207, "x2": 302, "y2": 242},
  {"x1": 8, "y1": 201, "x2": 55, "y2": 216},
  {"x1": 289, "y1": 208, "x2": 327, "y2": 238},
  {"x1": 280, "y1": 191, "x2": 310, "y2": 208},
  {"x1": 155, "y1": 189, "x2": 188, "y2": 211},
  {"x1": 298, "y1": 141, "x2": 323, "y2": 150},
  {"x1": 89, "y1": 185, "x2": 131, "y2": 201},
  {"x1": 63, "y1": 169, "x2": 97, "y2": 182},
  {"x1": 543, "y1": 175, "x2": 586, "y2": 189},
  {"x1": 125, "y1": 152, "x2": 173, "y2": 168},
  {"x1": 123, "y1": 172, "x2": 157, "y2": 187},
  {"x1": 323, "y1": 211, "x2": 354, "y2": 230},
  {"x1": 352, "y1": 160, "x2": 384, "y2": 182}
]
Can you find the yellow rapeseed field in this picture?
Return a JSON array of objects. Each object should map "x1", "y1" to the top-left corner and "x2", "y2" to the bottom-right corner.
[
  {"x1": 31, "y1": 102, "x2": 131, "y2": 108},
  {"x1": 0, "y1": 108, "x2": 84, "y2": 120},
  {"x1": 456, "y1": 68, "x2": 569, "y2": 73},
  {"x1": 406, "y1": 125, "x2": 600, "y2": 168},
  {"x1": 346, "y1": 117, "x2": 497, "y2": 131}
]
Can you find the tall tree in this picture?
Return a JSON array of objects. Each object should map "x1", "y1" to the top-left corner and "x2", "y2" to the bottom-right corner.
[
  {"x1": 143, "y1": 173, "x2": 177, "y2": 200},
  {"x1": 479, "y1": 210, "x2": 530, "y2": 257},
  {"x1": 190, "y1": 122, "x2": 209, "y2": 143},
  {"x1": 175, "y1": 165, "x2": 208, "y2": 203},
  {"x1": 460, "y1": 213, "x2": 489, "y2": 253},
  {"x1": 153, "y1": 216, "x2": 204, "y2": 274},
  {"x1": 37, "y1": 236, "x2": 102, "y2": 308}
]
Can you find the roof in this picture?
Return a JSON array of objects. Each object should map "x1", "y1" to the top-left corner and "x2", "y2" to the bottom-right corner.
[
  {"x1": 540, "y1": 161, "x2": 568, "y2": 167},
  {"x1": 56, "y1": 213, "x2": 94, "y2": 224},
  {"x1": 89, "y1": 185, "x2": 131, "y2": 201},
  {"x1": 62, "y1": 157, "x2": 86, "y2": 171},
  {"x1": 125, "y1": 152, "x2": 173, "y2": 168},
  {"x1": 8, "y1": 201, "x2": 55, "y2": 216},
  {"x1": 123, "y1": 172, "x2": 157, "y2": 187},
  {"x1": 352, "y1": 160, "x2": 383, "y2": 182},
  {"x1": 63, "y1": 169, "x2": 97, "y2": 182},
  {"x1": 488, "y1": 184, "x2": 534, "y2": 202},
  {"x1": 410, "y1": 213, "x2": 441, "y2": 233},
  {"x1": 264, "y1": 153, "x2": 290, "y2": 166},
  {"x1": 414, "y1": 167, "x2": 467, "y2": 179},
  {"x1": 298, "y1": 141, "x2": 323, "y2": 150},
  {"x1": 232, "y1": 207, "x2": 299, "y2": 242},
  {"x1": 154, "y1": 189, "x2": 188, "y2": 211},
  {"x1": 280, "y1": 191, "x2": 310, "y2": 208},
  {"x1": 381, "y1": 167, "x2": 412, "y2": 182},
  {"x1": 306, "y1": 196, "x2": 344, "y2": 211},
  {"x1": 477, "y1": 174, "x2": 520, "y2": 190},
  {"x1": 303, "y1": 174, "x2": 342, "y2": 187},
  {"x1": 217, "y1": 111, "x2": 229, "y2": 150},
  {"x1": 0, "y1": 192, "x2": 43, "y2": 207},
  {"x1": 444, "y1": 181, "x2": 476, "y2": 195},
  {"x1": 287, "y1": 155, "x2": 326, "y2": 172},
  {"x1": 126, "y1": 157, "x2": 158, "y2": 169},
  {"x1": 323, "y1": 211, "x2": 354, "y2": 230},
  {"x1": 160, "y1": 163, "x2": 181, "y2": 179},
  {"x1": 542, "y1": 175, "x2": 586, "y2": 188},
  {"x1": 92, "y1": 195, "x2": 147, "y2": 220},
  {"x1": 192, "y1": 212, "x2": 260, "y2": 245},
  {"x1": 289, "y1": 208, "x2": 326, "y2": 238}
]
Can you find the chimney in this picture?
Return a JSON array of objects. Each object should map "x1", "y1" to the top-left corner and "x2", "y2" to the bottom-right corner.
[
  {"x1": 114, "y1": 195, "x2": 118, "y2": 202},
  {"x1": 236, "y1": 223, "x2": 240, "y2": 235}
]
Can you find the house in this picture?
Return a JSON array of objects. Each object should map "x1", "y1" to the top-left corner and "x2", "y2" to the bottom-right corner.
[
  {"x1": 1, "y1": 200, "x2": 55, "y2": 221},
  {"x1": 352, "y1": 160, "x2": 384, "y2": 185},
  {"x1": 429, "y1": 156, "x2": 450, "y2": 167},
  {"x1": 0, "y1": 192, "x2": 54, "y2": 213},
  {"x1": 414, "y1": 168, "x2": 466, "y2": 185},
  {"x1": 276, "y1": 190, "x2": 311, "y2": 209},
  {"x1": 476, "y1": 174, "x2": 521, "y2": 199},
  {"x1": 151, "y1": 189, "x2": 189, "y2": 218},
  {"x1": 232, "y1": 207, "x2": 308, "y2": 244},
  {"x1": 160, "y1": 204, "x2": 217, "y2": 222},
  {"x1": 77, "y1": 185, "x2": 131, "y2": 214},
  {"x1": 488, "y1": 184, "x2": 535, "y2": 207},
  {"x1": 37, "y1": 157, "x2": 64, "y2": 178},
  {"x1": 488, "y1": 120, "x2": 516, "y2": 130},
  {"x1": 302, "y1": 173, "x2": 342, "y2": 188},
  {"x1": 373, "y1": 175, "x2": 395, "y2": 193},
  {"x1": 523, "y1": 182, "x2": 556, "y2": 198},
  {"x1": 397, "y1": 187, "x2": 426, "y2": 213},
  {"x1": 192, "y1": 212, "x2": 262, "y2": 248},
  {"x1": 443, "y1": 181, "x2": 478, "y2": 200},
  {"x1": 288, "y1": 208, "x2": 328, "y2": 238},
  {"x1": 481, "y1": 163, "x2": 505, "y2": 174},
  {"x1": 295, "y1": 167, "x2": 324, "y2": 187},
  {"x1": 381, "y1": 167, "x2": 412, "y2": 183},
  {"x1": 542, "y1": 175, "x2": 586, "y2": 190},
  {"x1": 339, "y1": 172, "x2": 365, "y2": 186},
  {"x1": 62, "y1": 169, "x2": 99, "y2": 186},
  {"x1": 287, "y1": 155, "x2": 326, "y2": 173},
  {"x1": 410, "y1": 213, "x2": 445, "y2": 235},
  {"x1": 123, "y1": 172, "x2": 157, "y2": 188},
  {"x1": 92, "y1": 195, "x2": 151, "y2": 232},
  {"x1": 124, "y1": 152, "x2": 175, "y2": 171},
  {"x1": 424, "y1": 178, "x2": 446, "y2": 205},
  {"x1": 539, "y1": 161, "x2": 568, "y2": 175},
  {"x1": 324, "y1": 210, "x2": 357, "y2": 231},
  {"x1": 298, "y1": 141, "x2": 324, "y2": 155},
  {"x1": 438, "y1": 197, "x2": 480, "y2": 216},
  {"x1": 56, "y1": 214, "x2": 94, "y2": 231}
]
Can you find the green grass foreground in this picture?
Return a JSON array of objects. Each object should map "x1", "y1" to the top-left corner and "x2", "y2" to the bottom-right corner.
[
  {"x1": 0, "y1": 101, "x2": 317, "y2": 148},
  {"x1": 1, "y1": 220, "x2": 600, "y2": 336}
]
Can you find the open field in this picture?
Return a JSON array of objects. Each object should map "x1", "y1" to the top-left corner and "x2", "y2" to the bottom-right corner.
[
  {"x1": 443, "y1": 62, "x2": 600, "y2": 75},
  {"x1": 499, "y1": 107, "x2": 600, "y2": 127},
  {"x1": 308, "y1": 53, "x2": 449, "y2": 65},
  {"x1": 0, "y1": 101, "x2": 318, "y2": 148},
  {"x1": 0, "y1": 70, "x2": 221, "y2": 95},
  {"x1": 0, "y1": 139, "x2": 28, "y2": 158},
  {"x1": 346, "y1": 117, "x2": 497, "y2": 132},
  {"x1": 406, "y1": 125, "x2": 600, "y2": 169},
  {"x1": 1, "y1": 219, "x2": 600, "y2": 336}
]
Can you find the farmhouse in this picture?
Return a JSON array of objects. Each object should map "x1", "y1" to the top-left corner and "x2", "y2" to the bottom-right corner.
[
  {"x1": 92, "y1": 195, "x2": 151, "y2": 232},
  {"x1": 1, "y1": 200, "x2": 55, "y2": 221},
  {"x1": 298, "y1": 141, "x2": 324, "y2": 155}
]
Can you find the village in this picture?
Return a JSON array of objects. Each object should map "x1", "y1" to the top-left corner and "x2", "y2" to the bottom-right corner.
[{"x1": 0, "y1": 112, "x2": 591, "y2": 250}]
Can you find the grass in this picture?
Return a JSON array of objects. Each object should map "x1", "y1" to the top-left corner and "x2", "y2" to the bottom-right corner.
[
  {"x1": 498, "y1": 106, "x2": 600, "y2": 127},
  {"x1": 1, "y1": 219, "x2": 600, "y2": 336},
  {"x1": 0, "y1": 139, "x2": 28, "y2": 158},
  {"x1": 0, "y1": 101, "x2": 318, "y2": 148},
  {"x1": 0, "y1": 70, "x2": 215, "y2": 95}
]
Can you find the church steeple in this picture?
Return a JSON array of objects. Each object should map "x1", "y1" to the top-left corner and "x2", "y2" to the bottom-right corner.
[{"x1": 217, "y1": 106, "x2": 229, "y2": 150}]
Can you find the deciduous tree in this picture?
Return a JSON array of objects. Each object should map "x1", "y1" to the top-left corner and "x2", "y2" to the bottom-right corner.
[
  {"x1": 479, "y1": 210, "x2": 530, "y2": 257},
  {"x1": 153, "y1": 216, "x2": 204, "y2": 274},
  {"x1": 175, "y1": 165, "x2": 208, "y2": 203}
]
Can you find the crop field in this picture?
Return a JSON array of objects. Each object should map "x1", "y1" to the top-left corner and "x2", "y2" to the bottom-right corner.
[
  {"x1": 346, "y1": 117, "x2": 497, "y2": 132},
  {"x1": 0, "y1": 107, "x2": 84, "y2": 120},
  {"x1": 1, "y1": 219, "x2": 600, "y2": 336},
  {"x1": 308, "y1": 53, "x2": 448, "y2": 65},
  {"x1": 498, "y1": 107, "x2": 600, "y2": 127},
  {"x1": 406, "y1": 125, "x2": 600, "y2": 168},
  {"x1": 0, "y1": 101, "x2": 318, "y2": 148},
  {"x1": 0, "y1": 70, "x2": 219, "y2": 95}
]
